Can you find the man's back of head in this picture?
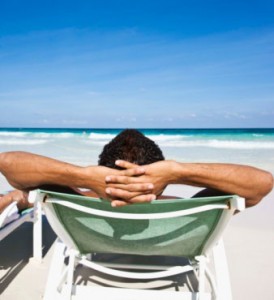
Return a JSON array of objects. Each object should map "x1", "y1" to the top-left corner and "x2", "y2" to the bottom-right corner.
[{"x1": 98, "y1": 129, "x2": 165, "y2": 169}]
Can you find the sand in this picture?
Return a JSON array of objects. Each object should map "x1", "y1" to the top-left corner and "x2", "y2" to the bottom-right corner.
[{"x1": 0, "y1": 180, "x2": 274, "y2": 300}]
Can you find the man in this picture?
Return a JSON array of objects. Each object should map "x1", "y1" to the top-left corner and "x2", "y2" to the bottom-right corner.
[
  {"x1": 0, "y1": 129, "x2": 273, "y2": 212},
  {"x1": 0, "y1": 129, "x2": 164, "y2": 212}
]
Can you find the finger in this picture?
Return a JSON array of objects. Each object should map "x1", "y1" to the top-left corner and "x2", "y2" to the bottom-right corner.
[
  {"x1": 105, "y1": 175, "x2": 135, "y2": 184},
  {"x1": 120, "y1": 167, "x2": 146, "y2": 177},
  {"x1": 111, "y1": 194, "x2": 157, "y2": 207},
  {"x1": 127, "y1": 194, "x2": 156, "y2": 204},
  {"x1": 107, "y1": 182, "x2": 154, "y2": 192},
  {"x1": 115, "y1": 160, "x2": 138, "y2": 169},
  {"x1": 106, "y1": 173, "x2": 146, "y2": 184},
  {"x1": 106, "y1": 188, "x2": 139, "y2": 200},
  {"x1": 115, "y1": 160, "x2": 146, "y2": 176},
  {"x1": 111, "y1": 200, "x2": 128, "y2": 207}
]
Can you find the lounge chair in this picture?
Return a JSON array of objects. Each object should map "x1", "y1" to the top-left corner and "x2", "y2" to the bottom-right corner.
[
  {"x1": 0, "y1": 197, "x2": 43, "y2": 262},
  {"x1": 29, "y1": 189, "x2": 245, "y2": 300}
]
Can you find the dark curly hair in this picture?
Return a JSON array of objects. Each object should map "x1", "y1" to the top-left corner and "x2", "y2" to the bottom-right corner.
[{"x1": 98, "y1": 129, "x2": 165, "y2": 169}]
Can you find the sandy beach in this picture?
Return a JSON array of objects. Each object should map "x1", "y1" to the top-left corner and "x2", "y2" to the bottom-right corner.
[{"x1": 1, "y1": 179, "x2": 273, "y2": 300}]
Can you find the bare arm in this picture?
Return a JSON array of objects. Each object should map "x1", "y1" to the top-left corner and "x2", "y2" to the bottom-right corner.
[
  {"x1": 170, "y1": 161, "x2": 273, "y2": 207},
  {"x1": 0, "y1": 151, "x2": 153, "y2": 202},
  {"x1": 0, "y1": 151, "x2": 93, "y2": 190},
  {"x1": 106, "y1": 160, "x2": 273, "y2": 208},
  {"x1": 0, "y1": 190, "x2": 30, "y2": 213}
]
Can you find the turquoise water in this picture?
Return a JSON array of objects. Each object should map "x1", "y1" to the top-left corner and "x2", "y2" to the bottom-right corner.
[{"x1": 0, "y1": 128, "x2": 273, "y2": 173}]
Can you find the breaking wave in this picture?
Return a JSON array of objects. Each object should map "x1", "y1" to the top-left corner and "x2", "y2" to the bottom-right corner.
[{"x1": 1, "y1": 129, "x2": 274, "y2": 149}]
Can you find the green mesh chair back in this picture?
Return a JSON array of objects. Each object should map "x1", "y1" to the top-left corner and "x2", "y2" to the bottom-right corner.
[{"x1": 41, "y1": 190, "x2": 235, "y2": 259}]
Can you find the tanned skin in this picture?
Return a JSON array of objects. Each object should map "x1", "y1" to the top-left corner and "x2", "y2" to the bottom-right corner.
[{"x1": 0, "y1": 151, "x2": 273, "y2": 211}]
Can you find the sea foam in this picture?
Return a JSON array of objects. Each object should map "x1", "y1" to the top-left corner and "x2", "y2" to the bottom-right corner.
[
  {"x1": 1, "y1": 129, "x2": 274, "y2": 150},
  {"x1": 0, "y1": 139, "x2": 49, "y2": 145},
  {"x1": 158, "y1": 139, "x2": 274, "y2": 149}
]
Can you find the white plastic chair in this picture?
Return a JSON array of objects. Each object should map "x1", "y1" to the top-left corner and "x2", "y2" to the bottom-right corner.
[{"x1": 30, "y1": 189, "x2": 245, "y2": 300}]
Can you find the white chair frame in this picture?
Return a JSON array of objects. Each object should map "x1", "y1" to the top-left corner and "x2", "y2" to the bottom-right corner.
[
  {"x1": 0, "y1": 196, "x2": 43, "y2": 262},
  {"x1": 29, "y1": 190, "x2": 245, "y2": 300}
]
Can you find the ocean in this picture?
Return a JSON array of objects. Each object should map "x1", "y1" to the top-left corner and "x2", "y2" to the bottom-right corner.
[
  {"x1": 2, "y1": 128, "x2": 273, "y2": 300},
  {"x1": 0, "y1": 128, "x2": 273, "y2": 174}
]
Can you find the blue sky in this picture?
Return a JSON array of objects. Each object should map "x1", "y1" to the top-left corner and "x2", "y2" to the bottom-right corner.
[{"x1": 0, "y1": 0, "x2": 273, "y2": 128}]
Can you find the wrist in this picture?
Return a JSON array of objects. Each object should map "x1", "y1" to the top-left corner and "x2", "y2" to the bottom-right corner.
[
  {"x1": 169, "y1": 161, "x2": 189, "y2": 184},
  {"x1": 165, "y1": 160, "x2": 183, "y2": 184},
  {"x1": 54, "y1": 164, "x2": 90, "y2": 189},
  {"x1": 74, "y1": 166, "x2": 95, "y2": 188}
]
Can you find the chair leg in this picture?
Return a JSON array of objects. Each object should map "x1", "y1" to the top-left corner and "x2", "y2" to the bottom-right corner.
[
  {"x1": 212, "y1": 239, "x2": 232, "y2": 300},
  {"x1": 197, "y1": 256, "x2": 207, "y2": 300},
  {"x1": 44, "y1": 239, "x2": 68, "y2": 300},
  {"x1": 62, "y1": 249, "x2": 77, "y2": 300},
  {"x1": 205, "y1": 267, "x2": 217, "y2": 300},
  {"x1": 33, "y1": 199, "x2": 43, "y2": 262}
]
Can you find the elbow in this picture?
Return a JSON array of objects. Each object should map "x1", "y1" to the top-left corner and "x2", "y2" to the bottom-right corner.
[
  {"x1": 0, "y1": 152, "x2": 17, "y2": 172},
  {"x1": 246, "y1": 171, "x2": 273, "y2": 208},
  {"x1": 0, "y1": 151, "x2": 23, "y2": 170},
  {"x1": 0, "y1": 152, "x2": 10, "y2": 172},
  {"x1": 261, "y1": 171, "x2": 274, "y2": 197},
  {"x1": 0, "y1": 152, "x2": 25, "y2": 190}
]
